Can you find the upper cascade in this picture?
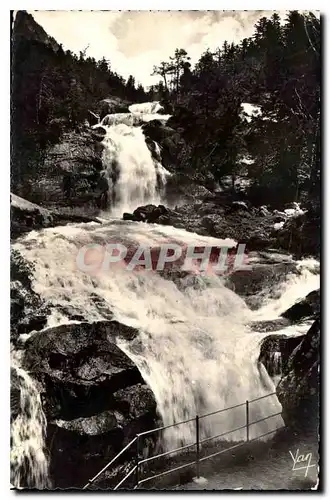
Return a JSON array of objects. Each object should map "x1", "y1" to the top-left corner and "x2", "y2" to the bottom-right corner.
[
  {"x1": 92, "y1": 101, "x2": 171, "y2": 215},
  {"x1": 99, "y1": 112, "x2": 171, "y2": 128},
  {"x1": 129, "y1": 101, "x2": 164, "y2": 114}
]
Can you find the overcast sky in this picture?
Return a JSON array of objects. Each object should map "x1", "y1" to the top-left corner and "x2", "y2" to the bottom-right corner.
[{"x1": 29, "y1": 10, "x2": 291, "y2": 87}]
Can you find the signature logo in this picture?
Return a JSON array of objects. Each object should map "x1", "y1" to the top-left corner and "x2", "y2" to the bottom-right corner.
[{"x1": 289, "y1": 449, "x2": 316, "y2": 477}]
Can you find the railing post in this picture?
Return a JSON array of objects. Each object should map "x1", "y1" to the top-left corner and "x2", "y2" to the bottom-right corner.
[
  {"x1": 195, "y1": 415, "x2": 200, "y2": 479},
  {"x1": 135, "y1": 434, "x2": 140, "y2": 488},
  {"x1": 246, "y1": 400, "x2": 249, "y2": 442}
]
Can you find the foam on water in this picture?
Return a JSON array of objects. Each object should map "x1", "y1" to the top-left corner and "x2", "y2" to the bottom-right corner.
[{"x1": 13, "y1": 221, "x2": 319, "y2": 455}]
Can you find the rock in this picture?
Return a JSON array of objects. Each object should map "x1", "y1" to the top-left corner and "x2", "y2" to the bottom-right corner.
[
  {"x1": 54, "y1": 410, "x2": 120, "y2": 436},
  {"x1": 98, "y1": 98, "x2": 130, "y2": 119},
  {"x1": 91, "y1": 125, "x2": 107, "y2": 141},
  {"x1": 24, "y1": 320, "x2": 139, "y2": 385},
  {"x1": 228, "y1": 201, "x2": 250, "y2": 212},
  {"x1": 201, "y1": 215, "x2": 219, "y2": 235},
  {"x1": 281, "y1": 289, "x2": 320, "y2": 322},
  {"x1": 226, "y1": 262, "x2": 296, "y2": 305},
  {"x1": 251, "y1": 318, "x2": 291, "y2": 333},
  {"x1": 10, "y1": 249, "x2": 49, "y2": 342},
  {"x1": 258, "y1": 333, "x2": 304, "y2": 378},
  {"x1": 113, "y1": 384, "x2": 157, "y2": 422},
  {"x1": 133, "y1": 204, "x2": 157, "y2": 222},
  {"x1": 275, "y1": 209, "x2": 320, "y2": 257},
  {"x1": 142, "y1": 120, "x2": 176, "y2": 144},
  {"x1": 259, "y1": 206, "x2": 270, "y2": 216},
  {"x1": 11, "y1": 193, "x2": 54, "y2": 237},
  {"x1": 20, "y1": 131, "x2": 104, "y2": 209},
  {"x1": 51, "y1": 209, "x2": 103, "y2": 226},
  {"x1": 123, "y1": 204, "x2": 169, "y2": 224},
  {"x1": 142, "y1": 120, "x2": 185, "y2": 171},
  {"x1": 246, "y1": 232, "x2": 273, "y2": 251},
  {"x1": 21, "y1": 320, "x2": 159, "y2": 488},
  {"x1": 123, "y1": 212, "x2": 138, "y2": 222},
  {"x1": 276, "y1": 318, "x2": 320, "y2": 432}
]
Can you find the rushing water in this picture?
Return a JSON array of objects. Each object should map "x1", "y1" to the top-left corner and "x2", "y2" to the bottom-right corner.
[
  {"x1": 95, "y1": 100, "x2": 171, "y2": 215},
  {"x1": 11, "y1": 350, "x2": 50, "y2": 489},
  {"x1": 12, "y1": 220, "x2": 320, "y2": 456},
  {"x1": 10, "y1": 101, "x2": 320, "y2": 486},
  {"x1": 101, "y1": 124, "x2": 169, "y2": 216}
]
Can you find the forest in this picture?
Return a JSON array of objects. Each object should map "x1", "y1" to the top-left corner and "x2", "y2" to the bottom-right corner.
[
  {"x1": 150, "y1": 11, "x2": 321, "y2": 208},
  {"x1": 11, "y1": 11, "x2": 320, "y2": 209}
]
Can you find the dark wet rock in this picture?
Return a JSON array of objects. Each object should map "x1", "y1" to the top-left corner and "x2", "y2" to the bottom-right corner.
[
  {"x1": 123, "y1": 212, "x2": 138, "y2": 222},
  {"x1": 17, "y1": 131, "x2": 104, "y2": 210},
  {"x1": 91, "y1": 125, "x2": 107, "y2": 141},
  {"x1": 54, "y1": 409, "x2": 121, "y2": 436},
  {"x1": 10, "y1": 249, "x2": 49, "y2": 342},
  {"x1": 226, "y1": 262, "x2": 296, "y2": 306},
  {"x1": 276, "y1": 318, "x2": 320, "y2": 432},
  {"x1": 122, "y1": 200, "x2": 320, "y2": 260},
  {"x1": 24, "y1": 320, "x2": 139, "y2": 383},
  {"x1": 142, "y1": 120, "x2": 176, "y2": 143},
  {"x1": 142, "y1": 120, "x2": 185, "y2": 171},
  {"x1": 281, "y1": 289, "x2": 320, "y2": 322},
  {"x1": 98, "y1": 97, "x2": 130, "y2": 119},
  {"x1": 145, "y1": 136, "x2": 162, "y2": 163},
  {"x1": 275, "y1": 209, "x2": 320, "y2": 257},
  {"x1": 11, "y1": 193, "x2": 53, "y2": 237},
  {"x1": 51, "y1": 209, "x2": 103, "y2": 226},
  {"x1": 123, "y1": 204, "x2": 169, "y2": 224},
  {"x1": 258, "y1": 333, "x2": 304, "y2": 378},
  {"x1": 228, "y1": 200, "x2": 250, "y2": 212},
  {"x1": 22, "y1": 320, "x2": 159, "y2": 488}
]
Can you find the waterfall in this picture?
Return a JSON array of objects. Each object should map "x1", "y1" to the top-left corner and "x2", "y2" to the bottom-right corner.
[
  {"x1": 95, "y1": 101, "x2": 171, "y2": 215},
  {"x1": 11, "y1": 102, "x2": 320, "y2": 484},
  {"x1": 11, "y1": 350, "x2": 50, "y2": 489},
  {"x1": 128, "y1": 101, "x2": 164, "y2": 114},
  {"x1": 13, "y1": 219, "x2": 319, "y2": 454}
]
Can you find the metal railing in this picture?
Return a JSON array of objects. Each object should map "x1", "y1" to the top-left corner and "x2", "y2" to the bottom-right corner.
[{"x1": 83, "y1": 391, "x2": 284, "y2": 490}]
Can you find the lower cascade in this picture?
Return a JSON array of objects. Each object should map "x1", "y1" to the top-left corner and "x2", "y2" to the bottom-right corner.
[
  {"x1": 12, "y1": 217, "x2": 320, "y2": 485},
  {"x1": 11, "y1": 350, "x2": 51, "y2": 489}
]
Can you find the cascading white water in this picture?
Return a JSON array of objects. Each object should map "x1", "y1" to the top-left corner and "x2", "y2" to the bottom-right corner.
[
  {"x1": 13, "y1": 221, "x2": 320, "y2": 453},
  {"x1": 128, "y1": 101, "x2": 164, "y2": 114},
  {"x1": 101, "y1": 124, "x2": 169, "y2": 216},
  {"x1": 96, "y1": 101, "x2": 171, "y2": 215},
  {"x1": 253, "y1": 258, "x2": 320, "y2": 320},
  {"x1": 11, "y1": 350, "x2": 50, "y2": 489}
]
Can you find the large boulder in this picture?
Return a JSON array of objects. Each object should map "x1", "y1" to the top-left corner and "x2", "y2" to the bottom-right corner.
[
  {"x1": 281, "y1": 289, "x2": 320, "y2": 322},
  {"x1": 275, "y1": 209, "x2": 320, "y2": 257},
  {"x1": 226, "y1": 261, "x2": 296, "y2": 307},
  {"x1": 11, "y1": 193, "x2": 53, "y2": 237},
  {"x1": 276, "y1": 318, "x2": 320, "y2": 433},
  {"x1": 123, "y1": 204, "x2": 169, "y2": 224},
  {"x1": 258, "y1": 333, "x2": 304, "y2": 378},
  {"x1": 98, "y1": 98, "x2": 130, "y2": 119},
  {"x1": 11, "y1": 193, "x2": 103, "y2": 237},
  {"x1": 21, "y1": 320, "x2": 159, "y2": 489}
]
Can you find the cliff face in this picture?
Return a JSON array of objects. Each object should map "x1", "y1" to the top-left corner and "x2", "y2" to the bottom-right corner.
[
  {"x1": 277, "y1": 318, "x2": 320, "y2": 434},
  {"x1": 12, "y1": 11, "x2": 60, "y2": 51}
]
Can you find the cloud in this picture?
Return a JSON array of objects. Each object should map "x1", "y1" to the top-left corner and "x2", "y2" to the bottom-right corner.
[{"x1": 29, "y1": 10, "x2": 302, "y2": 87}]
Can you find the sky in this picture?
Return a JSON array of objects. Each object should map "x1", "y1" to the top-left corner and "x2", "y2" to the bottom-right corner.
[{"x1": 29, "y1": 10, "x2": 292, "y2": 87}]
